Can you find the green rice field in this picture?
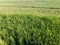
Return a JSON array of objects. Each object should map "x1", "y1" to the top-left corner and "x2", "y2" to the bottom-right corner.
[{"x1": 0, "y1": 0, "x2": 60, "y2": 45}]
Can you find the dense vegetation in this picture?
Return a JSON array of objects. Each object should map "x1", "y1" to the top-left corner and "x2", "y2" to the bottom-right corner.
[{"x1": 0, "y1": 14, "x2": 60, "y2": 45}]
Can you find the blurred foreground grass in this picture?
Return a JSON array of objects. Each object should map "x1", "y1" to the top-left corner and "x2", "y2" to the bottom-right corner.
[{"x1": 0, "y1": 14, "x2": 60, "y2": 45}]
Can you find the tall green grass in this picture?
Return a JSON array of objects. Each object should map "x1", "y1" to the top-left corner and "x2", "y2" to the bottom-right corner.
[{"x1": 0, "y1": 14, "x2": 60, "y2": 45}]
